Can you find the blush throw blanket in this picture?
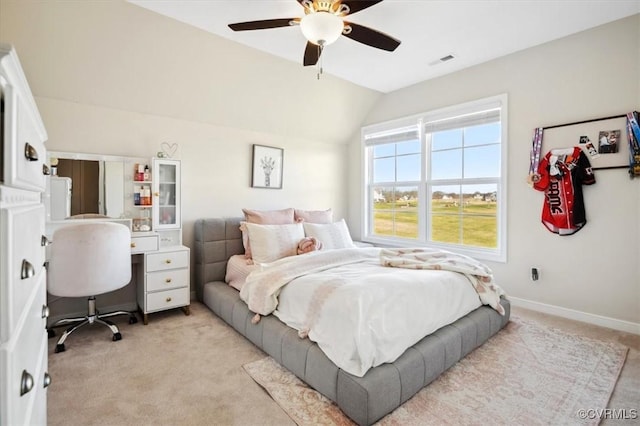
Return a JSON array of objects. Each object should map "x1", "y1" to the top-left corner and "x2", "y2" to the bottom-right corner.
[{"x1": 240, "y1": 247, "x2": 505, "y2": 376}]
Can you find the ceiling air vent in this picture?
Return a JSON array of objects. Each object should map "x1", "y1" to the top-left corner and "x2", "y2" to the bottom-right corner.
[{"x1": 428, "y1": 54, "x2": 456, "y2": 66}]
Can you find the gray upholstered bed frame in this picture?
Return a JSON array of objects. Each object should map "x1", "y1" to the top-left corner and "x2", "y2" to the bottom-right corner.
[{"x1": 194, "y1": 217, "x2": 511, "y2": 426}]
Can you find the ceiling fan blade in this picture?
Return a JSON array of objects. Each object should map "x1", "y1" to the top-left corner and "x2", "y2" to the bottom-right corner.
[
  {"x1": 339, "y1": 0, "x2": 384, "y2": 15},
  {"x1": 342, "y1": 22, "x2": 400, "y2": 51},
  {"x1": 303, "y1": 41, "x2": 321, "y2": 66},
  {"x1": 228, "y1": 18, "x2": 296, "y2": 31}
]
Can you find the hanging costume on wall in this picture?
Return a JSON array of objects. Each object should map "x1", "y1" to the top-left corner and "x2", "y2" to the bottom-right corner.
[{"x1": 533, "y1": 146, "x2": 596, "y2": 235}]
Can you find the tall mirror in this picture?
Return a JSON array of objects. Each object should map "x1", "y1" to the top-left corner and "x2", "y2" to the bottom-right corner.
[{"x1": 47, "y1": 151, "x2": 146, "y2": 220}]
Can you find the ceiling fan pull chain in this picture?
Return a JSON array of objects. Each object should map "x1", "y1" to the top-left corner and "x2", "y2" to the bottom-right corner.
[
  {"x1": 316, "y1": 44, "x2": 320, "y2": 79},
  {"x1": 317, "y1": 44, "x2": 324, "y2": 80}
]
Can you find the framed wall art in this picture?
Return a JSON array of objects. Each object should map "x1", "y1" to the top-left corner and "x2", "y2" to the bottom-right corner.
[
  {"x1": 541, "y1": 115, "x2": 629, "y2": 170},
  {"x1": 251, "y1": 144, "x2": 283, "y2": 189}
]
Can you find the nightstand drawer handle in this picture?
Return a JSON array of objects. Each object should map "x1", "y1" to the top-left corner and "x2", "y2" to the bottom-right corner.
[
  {"x1": 42, "y1": 305, "x2": 49, "y2": 319},
  {"x1": 24, "y1": 143, "x2": 38, "y2": 161},
  {"x1": 165, "y1": 297, "x2": 172, "y2": 303},
  {"x1": 43, "y1": 372, "x2": 52, "y2": 388},
  {"x1": 165, "y1": 278, "x2": 172, "y2": 283},
  {"x1": 130, "y1": 242, "x2": 136, "y2": 248},
  {"x1": 21, "y1": 259, "x2": 35, "y2": 280},
  {"x1": 42, "y1": 164, "x2": 50, "y2": 175},
  {"x1": 164, "y1": 259, "x2": 172, "y2": 264},
  {"x1": 20, "y1": 370, "x2": 34, "y2": 396}
]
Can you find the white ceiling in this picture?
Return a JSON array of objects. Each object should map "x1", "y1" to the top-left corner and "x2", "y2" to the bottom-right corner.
[{"x1": 129, "y1": 0, "x2": 640, "y2": 93}]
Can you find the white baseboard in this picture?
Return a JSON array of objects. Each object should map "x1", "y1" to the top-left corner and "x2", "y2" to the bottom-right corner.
[{"x1": 508, "y1": 296, "x2": 640, "y2": 335}]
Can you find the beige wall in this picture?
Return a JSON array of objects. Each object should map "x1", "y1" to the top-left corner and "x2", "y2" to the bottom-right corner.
[
  {"x1": 349, "y1": 14, "x2": 640, "y2": 327},
  {"x1": 37, "y1": 97, "x2": 350, "y2": 251},
  {"x1": 0, "y1": 1, "x2": 380, "y2": 276}
]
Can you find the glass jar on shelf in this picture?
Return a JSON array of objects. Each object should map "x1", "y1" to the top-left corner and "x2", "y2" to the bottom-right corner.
[{"x1": 132, "y1": 208, "x2": 152, "y2": 232}]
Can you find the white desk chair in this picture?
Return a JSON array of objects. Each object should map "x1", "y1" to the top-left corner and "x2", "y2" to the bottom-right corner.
[{"x1": 47, "y1": 222, "x2": 138, "y2": 353}]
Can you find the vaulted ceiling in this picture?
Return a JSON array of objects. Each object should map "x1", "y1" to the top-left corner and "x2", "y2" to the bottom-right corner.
[{"x1": 129, "y1": 0, "x2": 640, "y2": 93}]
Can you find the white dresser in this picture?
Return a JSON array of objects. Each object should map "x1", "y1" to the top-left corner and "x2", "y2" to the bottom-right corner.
[{"x1": 0, "y1": 44, "x2": 50, "y2": 425}]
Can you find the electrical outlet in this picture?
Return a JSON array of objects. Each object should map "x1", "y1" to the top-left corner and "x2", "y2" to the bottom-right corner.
[{"x1": 531, "y1": 267, "x2": 539, "y2": 281}]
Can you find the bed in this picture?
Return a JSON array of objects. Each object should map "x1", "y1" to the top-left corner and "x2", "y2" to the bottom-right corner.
[{"x1": 194, "y1": 217, "x2": 510, "y2": 426}]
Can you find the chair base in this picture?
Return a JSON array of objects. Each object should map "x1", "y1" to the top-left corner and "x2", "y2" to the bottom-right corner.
[{"x1": 48, "y1": 296, "x2": 137, "y2": 352}]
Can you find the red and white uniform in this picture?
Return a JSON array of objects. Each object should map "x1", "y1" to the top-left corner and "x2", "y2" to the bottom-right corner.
[{"x1": 533, "y1": 147, "x2": 595, "y2": 235}]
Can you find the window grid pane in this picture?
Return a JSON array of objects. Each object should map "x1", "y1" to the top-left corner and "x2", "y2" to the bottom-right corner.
[
  {"x1": 431, "y1": 214, "x2": 461, "y2": 244},
  {"x1": 462, "y1": 215, "x2": 497, "y2": 248},
  {"x1": 372, "y1": 186, "x2": 419, "y2": 239}
]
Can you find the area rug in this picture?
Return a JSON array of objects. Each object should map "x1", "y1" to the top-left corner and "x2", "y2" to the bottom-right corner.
[{"x1": 243, "y1": 316, "x2": 628, "y2": 426}]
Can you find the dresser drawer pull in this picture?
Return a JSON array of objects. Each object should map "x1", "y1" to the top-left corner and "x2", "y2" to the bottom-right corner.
[
  {"x1": 165, "y1": 278, "x2": 172, "y2": 283},
  {"x1": 21, "y1": 259, "x2": 35, "y2": 279},
  {"x1": 166, "y1": 297, "x2": 172, "y2": 303},
  {"x1": 42, "y1": 164, "x2": 50, "y2": 175},
  {"x1": 43, "y1": 372, "x2": 52, "y2": 388},
  {"x1": 130, "y1": 242, "x2": 136, "y2": 248},
  {"x1": 41, "y1": 235, "x2": 51, "y2": 246},
  {"x1": 20, "y1": 370, "x2": 34, "y2": 396},
  {"x1": 42, "y1": 305, "x2": 50, "y2": 319},
  {"x1": 164, "y1": 259, "x2": 172, "y2": 264},
  {"x1": 24, "y1": 143, "x2": 38, "y2": 161}
]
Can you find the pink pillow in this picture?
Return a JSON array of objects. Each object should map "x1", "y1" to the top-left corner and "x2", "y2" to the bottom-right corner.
[
  {"x1": 240, "y1": 208, "x2": 295, "y2": 259},
  {"x1": 294, "y1": 208, "x2": 333, "y2": 224},
  {"x1": 243, "y1": 208, "x2": 294, "y2": 224}
]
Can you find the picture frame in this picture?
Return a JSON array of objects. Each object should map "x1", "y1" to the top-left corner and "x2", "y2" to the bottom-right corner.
[
  {"x1": 541, "y1": 116, "x2": 629, "y2": 170},
  {"x1": 251, "y1": 144, "x2": 283, "y2": 189}
]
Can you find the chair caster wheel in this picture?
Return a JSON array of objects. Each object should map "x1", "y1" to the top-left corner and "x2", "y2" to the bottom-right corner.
[
  {"x1": 113, "y1": 332, "x2": 122, "y2": 341},
  {"x1": 129, "y1": 316, "x2": 138, "y2": 325},
  {"x1": 55, "y1": 343, "x2": 65, "y2": 353},
  {"x1": 47, "y1": 329, "x2": 56, "y2": 339}
]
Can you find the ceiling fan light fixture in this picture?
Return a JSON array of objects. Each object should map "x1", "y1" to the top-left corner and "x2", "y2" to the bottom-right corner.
[{"x1": 300, "y1": 11, "x2": 344, "y2": 46}]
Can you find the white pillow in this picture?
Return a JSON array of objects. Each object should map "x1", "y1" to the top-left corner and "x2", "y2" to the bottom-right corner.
[
  {"x1": 244, "y1": 222, "x2": 305, "y2": 264},
  {"x1": 303, "y1": 219, "x2": 356, "y2": 250}
]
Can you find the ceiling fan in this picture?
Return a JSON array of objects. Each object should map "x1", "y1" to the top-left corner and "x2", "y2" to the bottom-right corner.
[{"x1": 228, "y1": 0, "x2": 401, "y2": 68}]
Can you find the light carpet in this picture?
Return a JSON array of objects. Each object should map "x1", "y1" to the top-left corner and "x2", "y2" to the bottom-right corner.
[{"x1": 243, "y1": 316, "x2": 628, "y2": 426}]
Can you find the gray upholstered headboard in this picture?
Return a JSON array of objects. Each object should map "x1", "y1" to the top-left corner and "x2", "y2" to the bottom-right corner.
[{"x1": 193, "y1": 217, "x2": 244, "y2": 302}]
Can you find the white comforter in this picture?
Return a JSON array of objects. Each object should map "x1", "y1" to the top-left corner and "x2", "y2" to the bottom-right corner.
[{"x1": 240, "y1": 247, "x2": 504, "y2": 377}]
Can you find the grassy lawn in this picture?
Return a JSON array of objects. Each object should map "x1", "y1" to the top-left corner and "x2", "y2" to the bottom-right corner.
[{"x1": 373, "y1": 200, "x2": 497, "y2": 248}]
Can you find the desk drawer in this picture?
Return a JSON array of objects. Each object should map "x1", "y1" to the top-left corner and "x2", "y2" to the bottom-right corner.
[
  {"x1": 130, "y1": 235, "x2": 158, "y2": 254},
  {"x1": 146, "y1": 287, "x2": 189, "y2": 312},
  {"x1": 145, "y1": 249, "x2": 189, "y2": 272},
  {"x1": 146, "y1": 268, "x2": 189, "y2": 292}
]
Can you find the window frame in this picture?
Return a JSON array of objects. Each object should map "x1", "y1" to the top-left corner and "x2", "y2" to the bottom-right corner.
[{"x1": 361, "y1": 94, "x2": 508, "y2": 262}]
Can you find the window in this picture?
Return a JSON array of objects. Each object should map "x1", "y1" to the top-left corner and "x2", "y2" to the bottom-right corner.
[{"x1": 362, "y1": 95, "x2": 507, "y2": 262}]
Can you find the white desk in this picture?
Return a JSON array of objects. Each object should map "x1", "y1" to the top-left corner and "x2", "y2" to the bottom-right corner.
[{"x1": 45, "y1": 220, "x2": 190, "y2": 325}]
